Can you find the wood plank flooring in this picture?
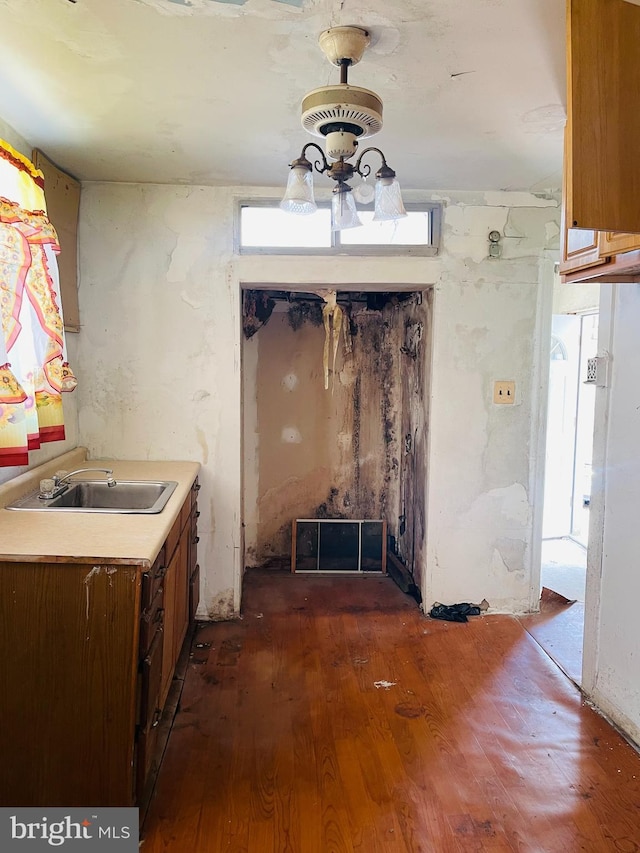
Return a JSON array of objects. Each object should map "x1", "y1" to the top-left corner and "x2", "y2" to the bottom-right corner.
[
  {"x1": 141, "y1": 570, "x2": 640, "y2": 852},
  {"x1": 519, "y1": 588, "x2": 585, "y2": 686}
]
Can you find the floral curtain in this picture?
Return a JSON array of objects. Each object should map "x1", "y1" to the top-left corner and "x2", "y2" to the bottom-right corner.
[{"x1": 0, "y1": 139, "x2": 76, "y2": 467}]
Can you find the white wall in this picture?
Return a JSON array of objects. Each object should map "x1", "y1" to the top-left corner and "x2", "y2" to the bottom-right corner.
[
  {"x1": 583, "y1": 284, "x2": 640, "y2": 745},
  {"x1": 76, "y1": 184, "x2": 242, "y2": 618},
  {"x1": 76, "y1": 184, "x2": 559, "y2": 618},
  {"x1": 0, "y1": 117, "x2": 80, "y2": 487},
  {"x1": 0, "y1": 116, "x2": 30, "y2": 157},
  {"x1": 426, "y1": 198, "x2": 557, "y2": 612},
  {"x1": 553, "y1": 279, "x2": 600, "y2": 315}
]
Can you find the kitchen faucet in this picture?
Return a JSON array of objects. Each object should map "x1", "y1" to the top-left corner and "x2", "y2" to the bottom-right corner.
[{"x1": 39, "y1": 468, "x2": 117, "y2": 499}]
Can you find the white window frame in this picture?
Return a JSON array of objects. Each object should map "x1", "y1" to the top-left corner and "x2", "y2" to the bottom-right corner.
[{"x1": 235, "y1": 199, "x2": 441, "y2": 257}]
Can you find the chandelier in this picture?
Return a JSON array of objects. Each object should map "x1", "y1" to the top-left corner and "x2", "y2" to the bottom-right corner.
[{"x1": 280, "y1": 25, "x2": 407, "y2": 231}]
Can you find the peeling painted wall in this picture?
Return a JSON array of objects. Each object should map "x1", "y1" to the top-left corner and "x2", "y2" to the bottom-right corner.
[
  {"x1": 75, "y1": 183, "x2": 559, "y2": 617},
  {"x1": 242, "y1": 292, "x2": 429, "y2": 582},
  {"x1": 76, "y1": 183, "x2": 242, "y2": 620}
]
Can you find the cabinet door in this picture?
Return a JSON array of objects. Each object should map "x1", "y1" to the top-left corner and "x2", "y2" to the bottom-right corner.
[
  {"x1": 598, "y1": 231, "x2": 640, "y2": 257},
  {"x1": 189, "y1": 565, "x2": 200, "y2": 626},
  {"x1": 567, "y1": 0, "x2": 640, "y2": 233},
  {"x1": 159, "y1": 489, "x2": 196, "y2": 707},
  {"x1": 173, "y1": 534, "x2": 189, "y2": 663},
  {"x1": 560, "y1": 226, "x2": 607, "y2": 274},
  {"x1": 139, "y1": 628, "x2": 164, "y2": 732},
  {"x1": 139, "y1": 586, "x2": 164, "y2": 656},
  {"x1": 560, "y1": 121, "x2": 608, "y2": 275},
  {"x1": 160, "y1": 544, "x2": 178, "y2": 705}
]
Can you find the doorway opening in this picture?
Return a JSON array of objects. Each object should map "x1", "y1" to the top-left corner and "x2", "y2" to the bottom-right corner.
[
  {"x1": 241, "y1": 287, "x2": 432, "y2": 602},
  {"x1": 528, "y1": 310, "x2": 599, "y2": 685}
]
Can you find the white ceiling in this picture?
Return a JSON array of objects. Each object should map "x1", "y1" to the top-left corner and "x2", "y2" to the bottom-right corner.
[{"x1": 0, "y1": 0, "x2": 566, "y2": 192}]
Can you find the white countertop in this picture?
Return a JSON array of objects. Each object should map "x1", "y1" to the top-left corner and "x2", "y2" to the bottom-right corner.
[{"x1": 0, "y1": 448, "x2": 200, "y2": 567}]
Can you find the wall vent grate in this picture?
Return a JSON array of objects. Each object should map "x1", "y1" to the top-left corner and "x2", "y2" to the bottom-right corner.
[{"x1": 292, "y1": 518, "x2": 387, "y2": 574}]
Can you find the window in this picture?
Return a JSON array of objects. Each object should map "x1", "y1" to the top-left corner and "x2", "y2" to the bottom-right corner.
[
  {"x1": 0, "y1": 139, "x2": 76, "y2": 467},
  {"x1": 237, "y1": 201, "x2": 440, "y2": 256}
]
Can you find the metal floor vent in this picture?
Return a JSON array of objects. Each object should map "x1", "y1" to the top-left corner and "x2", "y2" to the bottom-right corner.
[{"x1": 292, "y1": 518, "x2": 387, "y2": 574}]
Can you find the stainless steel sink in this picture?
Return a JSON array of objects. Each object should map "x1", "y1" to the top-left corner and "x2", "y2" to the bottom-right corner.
[{"x1": 6, "y1": 480, "x2": 178, "y2": 514}]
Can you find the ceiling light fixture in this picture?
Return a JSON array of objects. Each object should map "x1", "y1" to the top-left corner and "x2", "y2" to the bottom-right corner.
[{"x1": 280, "y1": 25, "x2": 406, "y2": 231}]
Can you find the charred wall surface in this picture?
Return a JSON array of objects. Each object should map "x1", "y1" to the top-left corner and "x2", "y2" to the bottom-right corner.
[{"x1": 242, "y1": 289, "x2": 430, "y2": 582}]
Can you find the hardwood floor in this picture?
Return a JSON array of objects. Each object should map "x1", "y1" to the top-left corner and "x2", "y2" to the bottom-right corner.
[
  {"x1": 519, "y1": 587, "x2": 585, "y2": 686},
  {"x1": 141, "y1": 570, "x2": 640, "y2": 852}
]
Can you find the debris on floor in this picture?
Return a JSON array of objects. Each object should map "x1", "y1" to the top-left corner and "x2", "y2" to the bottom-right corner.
[
  {"x1": 387, "y1": 550, "x2": 423, "y2": 605},
  {"x1": 429, "y1": 599, "x2": 489, "y2": 623},
  {"x1": 374, "y1": 680, "x2": 397, "y2": 689}
]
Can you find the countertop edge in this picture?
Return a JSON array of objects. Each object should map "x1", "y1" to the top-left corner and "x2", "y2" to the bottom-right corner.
[{"x1": 0, "y1": 451, "x2": 201, "y2": 566}]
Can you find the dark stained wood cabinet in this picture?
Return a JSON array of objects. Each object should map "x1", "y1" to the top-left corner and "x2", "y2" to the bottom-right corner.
[
  {"x1": 0, "y1": 478, "x2": 199, "y2": 807},
  {"x1": 188, "y1": 484, "x2": 201, "y2": 625}
]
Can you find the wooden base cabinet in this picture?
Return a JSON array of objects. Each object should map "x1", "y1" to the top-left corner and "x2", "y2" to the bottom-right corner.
[
  {"x1": 0, "y1": 478, "x2": 199, "y2": 807},
  {"x1": 188, "y1": 488, "x2": 200, "y2": 625}
]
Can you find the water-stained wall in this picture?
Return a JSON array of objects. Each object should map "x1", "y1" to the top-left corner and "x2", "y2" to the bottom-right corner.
[
  {"x1": 243, "y1": 291, "x2": 430, "y2": 586},
  {"x1": 73, "y1": 183, "x2": 560, "y2": 620}
]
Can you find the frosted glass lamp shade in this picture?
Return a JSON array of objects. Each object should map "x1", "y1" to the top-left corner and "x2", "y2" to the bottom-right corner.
[
  {"x1": 280, "y1": 165, "x2": 317, "y2": 215},
  {"x1": 331, "y1": 187, "x2": 362, "y2": 231},
  {"x1": 373, "y1": 176, "x2": 407, "y2": 221}
]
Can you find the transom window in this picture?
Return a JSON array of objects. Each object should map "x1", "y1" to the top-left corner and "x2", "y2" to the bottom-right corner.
[{"x1": 237, "y1": 201, "x2": 440, "y2": 256}]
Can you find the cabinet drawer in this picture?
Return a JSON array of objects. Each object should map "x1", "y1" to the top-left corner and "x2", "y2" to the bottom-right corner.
[
  {"x1": 141, "y1": 547, "x2": 166, "y2": 611},
  {"x1": 139, "y1": 628, "x2": 163, "y2": 732},
  {"x1": 139, "y1": 588, "x2": 164, "y2": 656}
]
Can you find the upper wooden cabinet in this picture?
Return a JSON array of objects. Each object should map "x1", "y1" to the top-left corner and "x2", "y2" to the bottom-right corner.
[
  {"x1": 560, "y1": 126, "x2": 610, "y2": 275},
  {"x1": 561, "y1": 0, "x2": 640, "y2": 281},
  {"x1": 561, "y1": 225, "x2": 607, "y2": 274},
  {"x1": 566, "y1": 0, "x2": 640, "y2": 234},
  {"x1": 598, "y1": 231, "x2": 640, "y2": 256}
]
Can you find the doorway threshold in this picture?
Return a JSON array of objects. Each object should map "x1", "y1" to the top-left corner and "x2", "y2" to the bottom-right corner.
[{"x1": 519, "y1": 589, "x2": 584, "y2": 687}]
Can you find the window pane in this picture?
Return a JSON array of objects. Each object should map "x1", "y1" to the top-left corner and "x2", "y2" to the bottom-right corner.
[
  {"x1": 340, "y1": 210, "x2": 431, "y2": 246},
  {"x1": 240, "y1": 206, "x2": 332, "y2": 248}
]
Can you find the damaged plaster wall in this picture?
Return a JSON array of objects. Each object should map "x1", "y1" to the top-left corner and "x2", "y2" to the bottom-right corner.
[
  {"x1": 424, "y1": 194, "x2": 557, "y2": 612},
  {"x1": 76, "y1": 182, "x2": 241, "y2": 620},
  {"x1": 242, "y1": 292, "x2": 429, "y2": 579},
  {"x1": 76, "y1": 183, "x2": 558, "y2": 618}
]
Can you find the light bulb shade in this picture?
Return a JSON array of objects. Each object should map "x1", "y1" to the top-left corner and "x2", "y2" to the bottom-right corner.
[
  {"x1": 331, "y1": 186, "x2": 362, "y2": 231},
  {"x1": 373, "y1": 176, "x2": 407, "y2": 221},
  {"x1": 353, "y1": 181, "x2": 375, "y2": 204},
  {"x1": 280, "y1": 165, "x2": 317, "y2": 215}
]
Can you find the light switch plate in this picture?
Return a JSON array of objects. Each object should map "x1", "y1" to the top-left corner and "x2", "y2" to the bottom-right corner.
[{"x1": 494, "y1": 380, "x2": 515, "y2": 404}]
